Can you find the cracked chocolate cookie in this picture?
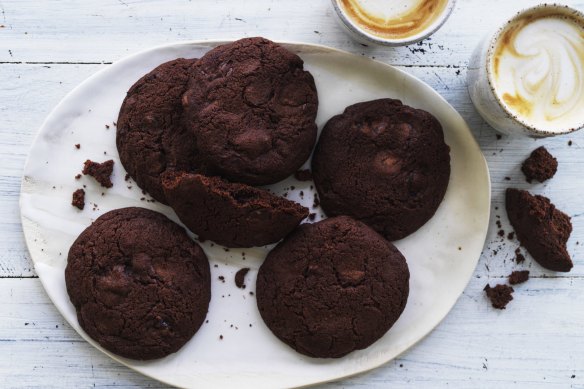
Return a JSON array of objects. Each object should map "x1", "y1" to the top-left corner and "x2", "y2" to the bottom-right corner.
[
  {"x1": 182, "y1": 37, "x2": 318, "y2": 185},
  {"x1": 312, "y1": 98, "x2": 451, "y2": 241},
  {"x1": 256, "y1": 216, "x2": 410, "y2": 358},
  {"x1": 162, "y1": 171, "x2": 308, "y2": 248},
  {"x1": 65, "y1": 207, "x2": 211, "y2": 360},
  {"x1": 117, "y1": 58, "x2": 208, "y2": 204}
]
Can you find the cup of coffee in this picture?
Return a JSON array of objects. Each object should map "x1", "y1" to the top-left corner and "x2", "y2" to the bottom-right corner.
[
  {"x1": 331, "y1": 0, "x2": 457, "y2": 46},
  {"x1": 468, "y1": 4, "x2": 584, "y2": 137}
]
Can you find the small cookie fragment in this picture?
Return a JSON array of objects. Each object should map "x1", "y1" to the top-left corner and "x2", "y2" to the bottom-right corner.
[
  {"x1": 506, "y1": 188, "x2": 573, "y2": 272},
  {"x1": 521, "y1": 146, "x2": 558, "y2": 183},
  {"x1": 484, "y1": 284, "x2": 514, "y2": 309},
  {"x1": 235, "y1": 268, "x2": 250, "y2": 289},
  {"x1": 508, "y1": 270, "x2": 529, "y2": 285},
  {"x1": 71, "y1": 189, "x2": 85, "y2": 210},
  {"x1": 82, "y1": 159, "x2": 114, "y2": 188}
]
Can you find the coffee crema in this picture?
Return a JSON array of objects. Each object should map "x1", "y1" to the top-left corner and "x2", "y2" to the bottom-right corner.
[
  {"x1": 490, "y1": 10, "x2": 584, "y2": 132},
  {"x1": 339, "y1": 0, "x2": 449, "y2": 40}
]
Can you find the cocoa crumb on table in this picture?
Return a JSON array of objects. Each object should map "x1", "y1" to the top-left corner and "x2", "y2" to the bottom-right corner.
[
  {"x1": 235, "y1": 268, "x2": 250, "y2": 289},
  {"x1": 71, "y1": 189, "x2": 85, "y2": 210},
  {"x1": 509, "y1": 270, "x2": 529, "y2": 285},
  {"x1": 484, "y1": 284, "x2": 514, "y2": 309}
]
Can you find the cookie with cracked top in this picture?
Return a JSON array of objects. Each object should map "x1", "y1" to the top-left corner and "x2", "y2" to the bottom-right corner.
[
  {"x1": 256, "y1": 216, "x2": 410, "y2": 358},
  {"x1": 65, "y1": 207, "x2": 211, "y2": 360},
  {"x1": 162, "y1": 171, "x2": 308, "y2": 248},
  {"x1": 117, "y1": 58, "x2": 209, "y2": 204},
  {"x1": 312, "y1": 98, "x2": 451, "y2": 241},
  {"x1": 182, "y1": 37, "x2": 318, "y2": 185}
]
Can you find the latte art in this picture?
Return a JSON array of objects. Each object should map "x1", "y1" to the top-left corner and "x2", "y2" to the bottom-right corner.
[{"x1": 491, "y1": 13, "x2": 584, "y2": 132}]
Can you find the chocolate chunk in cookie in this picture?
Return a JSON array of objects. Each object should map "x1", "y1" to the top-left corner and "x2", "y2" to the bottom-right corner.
[
  {"x1": 83, "y1": 159, "x2": 114, "y2": 188},
  {"x1": 521, "y1": 146, "x2": 558, "y2": 183},
  {"x1": 182, "y1": 37, "x2": 318, "y2": 185},
  {"x1": 117, "y1": 58, "x2": 209, "y2": 204},
  {"x1": 65, "y1": 207, "x2": 211, "y2": 360},
  {"x1": 162, "y1": 171, "x2": 308, "y2": 248},
  {"x1": 506, "y1": 188, "x2": 573, "y2": 272},
  {"x1": 256, "y1": 216, "x2": 410, "y2": 358},
  {"x1": 312, "y1": 99, "x2": 451, "y2": 241}
]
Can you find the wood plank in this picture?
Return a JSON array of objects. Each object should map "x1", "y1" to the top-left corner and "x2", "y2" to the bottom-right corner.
[
  {"x1": 1, "y1": 0, "x2": 583, "y2": 65},
  {"x1": 1, "y1": 277, "x2": 582, "y2": 388},
  {"x1": 2, "y1": 63, "x2": 583, "y2": 278}
]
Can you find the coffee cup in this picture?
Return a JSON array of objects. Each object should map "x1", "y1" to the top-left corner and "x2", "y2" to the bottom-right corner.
[
  {"x1": 331, "y1": 0, "x2": 457, "y2": 46},
  {"x1": 467, "y1": 4, "x2": 584, "y2": 137}
]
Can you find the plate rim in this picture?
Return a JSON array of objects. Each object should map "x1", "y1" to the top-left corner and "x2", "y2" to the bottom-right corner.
[{"x1": 20, "y1": 39, "x2": 492, "y2": 389}]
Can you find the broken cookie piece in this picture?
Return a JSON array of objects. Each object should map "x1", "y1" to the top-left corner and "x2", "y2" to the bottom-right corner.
[
  {"x1": 521, "y1": 146, "x2": 558, "y2": 183},
  {"x1": 82, "y1": 159, "x2": 114, "y2": 188},
  {"x1": 506, "y1": 188, "x2": 573, "y2": 272},
  {"x1": 162, "y1": 172, "x2": 308, "y2": 248},
  {"x1": 484, "y1": 284, "x2": 514, "y2": 309},
  {"x1": 508, "y1": 270, "x2": 529, "y2": 285},
  {"x1": 71, "y1": 188, "x2": 85, "y2": 210}
]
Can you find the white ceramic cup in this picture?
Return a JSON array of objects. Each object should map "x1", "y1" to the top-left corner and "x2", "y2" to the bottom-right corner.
[
  {"x1": 467, "y1": 4, "x2": 584, "y2": 137},
  {"x1": 331, "y1": 0, "x2": 457, "y2": 46}
]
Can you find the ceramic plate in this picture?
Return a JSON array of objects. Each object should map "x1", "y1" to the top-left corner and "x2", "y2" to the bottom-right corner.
[{"x1": 20, "y1": 41, "x2": 490, "y2": 389}]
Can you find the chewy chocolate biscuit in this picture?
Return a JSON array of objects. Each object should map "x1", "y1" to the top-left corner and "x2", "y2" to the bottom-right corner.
[
  {"x1": 65, "y1": 207, "x2": 211, "y2": 360},
  {"x1": 312, "y1": 99, "x2": 451, "y2": 241},
  {"x1": 117, "y1": 58, "x2": 208, "y2": 204},
  {"x1": 256, "y1": 216, "x2": 410, "y2": 358},
  {"x1": 182, "y1": 37, "x2": 318, "y2": 185},
  {"x1": 162, "y1": 171, "x2": 309, "y2": 248},
  {"x1": 506, "y1": 188, "x2": 573, "y2": 272}
]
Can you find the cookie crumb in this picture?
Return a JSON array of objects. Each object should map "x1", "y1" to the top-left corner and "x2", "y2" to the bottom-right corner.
[
  {"x1": 521, "y1": 146, "x2": 558, "y2": 183},
  {"x1": 75, "y1": 174, "x2": 82, "y2": 180},
  {"x1": 71, "y1": 189, "x2": 85, "y2": 210},
  {"x1": 218, "y1": 275, "x2": 225, "y2": 283},
  {"x1": 509, "y1": 270, "x2": 529, "y2": 285},
  {"x1": 308, "y1": 213, "x2": 316, "y2": 221},
  {"x1": 82, "y1": 160, "x2": 114, "y2": 188},
  {"x1": 484, "y1": 284, "x2": 514, "y2": 309},
  {"x1": 75, "y1": 144, "x2": 80, "y2": 149},
  {"x1": 507, "y1": 232, "x2": 515, "y2": 240},
  {"x1": 235, "y1": 268, "x2": 250, "y2": 289},
  {"x1": 496, "y1": 134, "x2": 502, "y2": 140}
]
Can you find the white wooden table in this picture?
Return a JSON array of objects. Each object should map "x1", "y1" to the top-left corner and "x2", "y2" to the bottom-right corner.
[{"x1": 1, "y1": 1, "x2": 583, "y2": 387}]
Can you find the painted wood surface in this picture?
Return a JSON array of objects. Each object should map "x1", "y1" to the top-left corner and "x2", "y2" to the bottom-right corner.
[{"x1": 1, "y1": 0, "x2": 583, "y2": 387}]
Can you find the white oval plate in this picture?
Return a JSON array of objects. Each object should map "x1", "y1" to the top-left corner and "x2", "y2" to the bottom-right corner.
[{"x1": 20, "y1": 41, "x2": 490, "y2": 389}]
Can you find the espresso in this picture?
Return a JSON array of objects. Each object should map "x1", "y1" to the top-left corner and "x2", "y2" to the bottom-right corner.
[
  {"x1": 490, "y1": 9, "x2": 584, "y2": 132},
  {"x1": 339, "y1": 0, "x2": 449, "y2": 40}
]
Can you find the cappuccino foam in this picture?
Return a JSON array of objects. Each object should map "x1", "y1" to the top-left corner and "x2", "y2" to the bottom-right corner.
[
  {"x1": 340, "y1": 0, "x2": 449, "y2": 40},
  {"x1": 490, "y1": 10, "x2": 584, "y2": 132}
]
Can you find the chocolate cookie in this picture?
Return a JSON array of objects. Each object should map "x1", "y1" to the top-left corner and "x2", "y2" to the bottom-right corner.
[
  {"x1": 182, "y1": 37, "x2": 318, "y2": 185},
  {"x1": 256, "y1": 216, "x2": 410, "y2": 358},
  {"x1": 312, "y1": 99, "x2": 451, "y2": 241},
  {"x1": 506, "y1": 188, "x2": 573, "y2": 272},
  {"x1": 117, "y1": 58, "x2": 207, "y2": 204},
  {"x1": 162, "y1": 171, "x2": 309, "y2": 248},
  {"x1": 65, "y1": 207, "x2": 211, "y2": 360}
]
